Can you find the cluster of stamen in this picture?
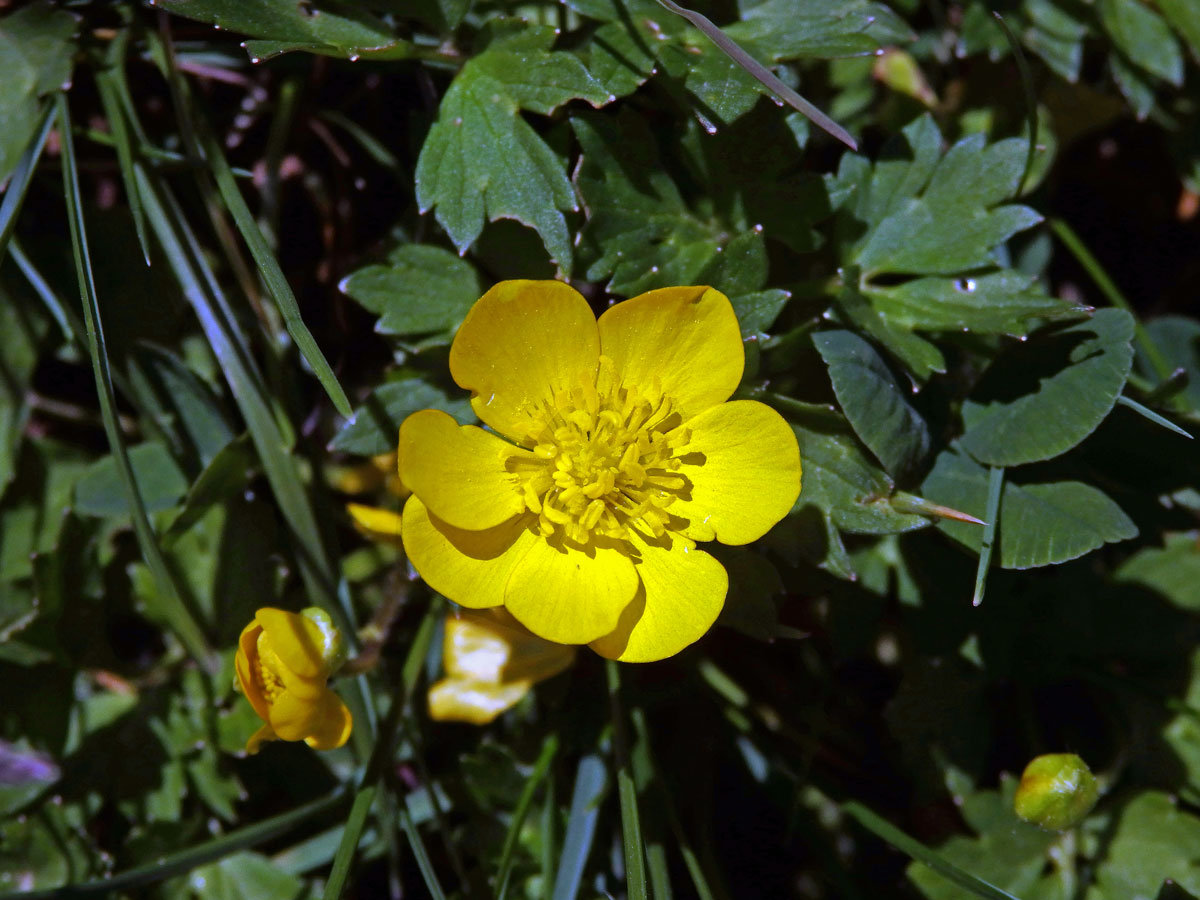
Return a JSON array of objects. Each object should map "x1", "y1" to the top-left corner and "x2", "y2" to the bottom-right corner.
[
  {"x1": 509, "y1": 358, "x2": 692, "y2": 546},
  {"x1": 254, "y1": 638, "x2": 285, "y2": 702}
]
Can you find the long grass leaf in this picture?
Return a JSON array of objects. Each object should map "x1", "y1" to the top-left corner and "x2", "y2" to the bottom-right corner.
[
  {"x1": 401, "y1": 796, "x2": 449, "y2": 900},
  {"x1": 551, "y1": 754, "x2": 607, "y2": 900},
  {"x1": 651, "y1": 0, "x2": 856, "y2": 149},
  {"x1": 990, "y1": 12, "x2": 1038, "y2": 197},
  {"x1": 0, "y1": 101, "x2": 55, "y2": 268},
  {"x1": 194, "y1": 116, "x2": 352, "y2": 417},
  {"x1": 496, "y1": 733, "x2": 559, "y2": 900},
  {"x1": 608, "y1": 661, "x2": 648, "y2": 900},
  {"x1": 1116, "y1": 394, "x2": 1194, "y2": 438},
  {"x1": 843, "y1": 801, "x2": 1023, "y2": 900},
  {"x1": 631, "y1": 706, "x2": 717, "y2": 900},
  {"x1": 133, "y1": 165, "x2": 373, "y2": 757},
  {"x1": 0, "y1": 789, "x2": 346, "y2": 900},
  {"x1": 972, "y1": 465, "x2": 1004, "y2": 607},
  {"x1": 56, "y1": 93, "x2": 213, "y2": 667},
  {"x1": 95, "y1": 69, "x2": 151, "y2": 265}
]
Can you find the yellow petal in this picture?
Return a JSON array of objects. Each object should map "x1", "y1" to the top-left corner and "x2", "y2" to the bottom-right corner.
[
  {"x1": 590, "y1": 531, "x2": 728, "y2": 662},
  {"x1": 398, "y1": 409, "x2": 532, "y2": 531},
  {"x1": 235, "y1": 622, "x2": 271, "y2": 723},
  {"x1": 302, "y1": 691, "x2": 353, "y2": 750},
  {"x1": 245, "y1": 723, "x2": 276, "y2": 755},
  {"x1": 449, "y1": 281, "x2": 600, "y2": 442},
  {"x1": 597, "y1": 286, "x2": 744, "y2": 422},
  {"x1": 443, "y1": 609, "x2": 577, "y2": 684},
  {"x1": 346, "y1": 502, "x2": 404, "y2": 547},
  {"x1": 254, "y1": 608, "x2": 329, "y2": 682},
  {"x1": 671, "y1": 400, "x2": 801, "y2": 545},
  {"x1": 428, "y1": 677, "x2": 533, "y2": 725},
  {"x1": 401, "y1": 495, "x2": 538, "y2": 609},
  {"x1": 504, "y1": 538, "x2": 638, "y2": 645}
]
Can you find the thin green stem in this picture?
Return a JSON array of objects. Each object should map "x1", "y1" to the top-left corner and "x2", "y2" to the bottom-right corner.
[
  {"x1": 1048, "y1": 218, "x2": 1174, "y2": 384},
  {"x1": 496, "y1": 733, "x2": 559, "y2": 900},
  {"x1": 608, "y1": 661, "x2": 648, "y2": 900}
]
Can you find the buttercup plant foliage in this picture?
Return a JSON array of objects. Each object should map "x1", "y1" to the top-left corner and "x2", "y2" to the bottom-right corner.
[{"x1": 1, "y1": 0, "x2": 1199, "y2": 898}]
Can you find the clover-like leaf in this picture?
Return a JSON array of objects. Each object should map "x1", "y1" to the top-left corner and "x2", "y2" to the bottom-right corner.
[
  {"x1": 959, "y1": 309, "x2": 1135, "y2": 467},
  {"x1": 813, "y1": 329, "x2": 930, "y2": 479}
]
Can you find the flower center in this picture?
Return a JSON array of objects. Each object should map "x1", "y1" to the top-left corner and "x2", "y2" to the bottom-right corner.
[{"x1": 511, "y1": 357, "x2": 692, "y2": 546}]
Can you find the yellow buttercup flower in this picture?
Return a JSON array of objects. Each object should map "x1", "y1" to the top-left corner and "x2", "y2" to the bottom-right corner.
[
  {"x1": 234, "y1": 607, "x2": 353, "y2": 754},
  {"x1": 397, "y1": 281, "x2": 801, "y2": 662},
  {"x1": 429, "y1": 608, "x2": 576, "y2": 724}
]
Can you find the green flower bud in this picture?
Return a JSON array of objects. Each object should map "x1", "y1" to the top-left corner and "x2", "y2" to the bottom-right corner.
[
  {"x1": 1013, "y1": 753, "x2": 1099, "y2": 831},
  {"x1": 300, "y1": 606, "x2": 348, "y2": 675}
]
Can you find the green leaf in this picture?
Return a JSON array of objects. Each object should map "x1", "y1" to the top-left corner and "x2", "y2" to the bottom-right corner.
[
  {"x1": 1090, "y1": 793, "x2": 1200, "y2": 899},
  {"x1": 1157, "y1": 0, "x2": 1200, "y2": 61},
  {"x1": 1115, "y1": 532, "x2": 1200, "y2": 611},
  {"x1": 728, "y1": 0, "x2": 910, "y2": 62},
  {"x1": 339, "y1": 244, "x2": 482, "y2": 339},
  {"x1": 155, "y1": 0, "x2": 405, "y2": 60},
  {"x1": 866, "y1": 270, "x2": 1087, "y2": 338},
  {"x1": 921, "y1": 448, "x2": 1138, "y2": 568},
  {"x1": 331, "y1": 379, "x2": 475, "y2": 456},
  {"x1": 790, "y1": 420, "x2": 931, "y2": 535},
  {"x1": 1097, "y1": 0, "x2": 1184, "y2": 86},
  {"x1": 0, "y1": 1, "x2": 78, "y2": 183},
  {"x1": 573, "y1": 111, "x2": 748, "y2": 295},
  {"x1": 415, "y1": 42, "x2": 612, "y2": 267},
  {"x1": 901, "y1": 776, "x2": 1059, "y2": 900},
  {"x1": 959, "y1": 309, "x2": 1135, "y2": 467},
  {"x1": 74, "y1": 442, "x2": 189, "y2": 517},
  {"x1": 813, "y1": 329, "x2": 931, "y2": 479},
  {"x1": 1144, "y1": 315, "x2": 1200, "y2": 411},
  {"x1": 187, "y1": 850, "x2": 306, "y2": 900}
]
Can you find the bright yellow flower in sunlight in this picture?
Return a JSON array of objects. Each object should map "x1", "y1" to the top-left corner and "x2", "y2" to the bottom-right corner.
[
  {"x1": 429, "y1": 608, "x2": 576, "y2": 725},
  {"x1": 234, "y1": 607, "x2": 352, "y2": 754},
  {"x1": 397, "y1": 281, "x2": 801, "y2": 662}
]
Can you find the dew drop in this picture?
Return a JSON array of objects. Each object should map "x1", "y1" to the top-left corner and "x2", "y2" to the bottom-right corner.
[
  {"x1": 650, "y1": 265, "x2": 659, "y2": 273},
  {"x1": 348, "y1": 53, "x2": 360, "y2": 62},
  {"x1": 954, "y1": 278, "x2": 977, "y2": 293}
]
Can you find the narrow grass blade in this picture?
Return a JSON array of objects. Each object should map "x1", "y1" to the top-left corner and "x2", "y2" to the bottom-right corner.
[
  {"x1": 631, "y1": 706, "x2": 717, "y2": 900},
  {"x1": 972, "y1": 465, "x2": 1004, "y2": 607},
  {"x1": 323, "y1": 607, "x2": 438, "y2": 900},
  {"x1": 1116, "y1": 395, "x2": 1193, "y2": 439},
  {"x1": 629, "y1": 707, "x2": 671, "y2": 900},
  {"x1": 1049, "y1": 217, "x2": 1174, "y2": 384},
  {"x1": 400, "y1": 795, "x2": 448, "y2": 900},
  {"x1": 0, "y1": 789, "x2": 346, "y2": 900},
  {"x1": 551, "y1": 754, "x2": 607, "y2": 900},
  {"x1": 607, "y1": 661, "x2": 648, "y2": 900},
  {"x1": 0, "y1": 100, "x2": 55, "y2": 267},
  {"x1": 991, "y1": 12, "x2": 1038, "y2": 197},
  {"x1": 135, "y1": 166, "x2": 373, "y2": 756},
  {"x1": 843, "y1": 801, "x2": 1022, "y2": 900},
  {"x1": 10, "y1": 236, "x2": 83, "y2": 345},
  {"x1": 56, "y1": 93, "x2": 213, "y2": 667},
  {"x1": 95, "y1": 68, "x2": 151, "y2": 265},
  {"x1": 496, "y1": 734, "x2": 559, "y2": 900},
  {"x1": 651, "y1": 0, "x2": 856, "y2": 149}
]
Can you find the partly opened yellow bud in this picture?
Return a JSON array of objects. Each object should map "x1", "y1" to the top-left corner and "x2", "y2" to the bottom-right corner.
[
  {"x1": 428, "y1": 609, "x2": 575, "y2": 725},
  {"x1": 1013, "y1": 753, "x2": 1099, "y2": 830},
  {"x1": 234, "y1": 607, "x2": 352, "y2": 754}
]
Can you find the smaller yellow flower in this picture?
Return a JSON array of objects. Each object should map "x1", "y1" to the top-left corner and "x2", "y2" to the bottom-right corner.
[
  {"x1": 428, "y1": 609, "x2": 576, "y2": 725},
  {"x1": 234, "y1": 607, "x2": 353, "y2": 754}
]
